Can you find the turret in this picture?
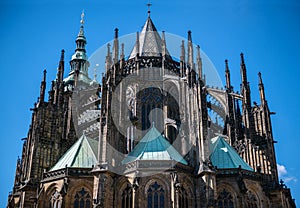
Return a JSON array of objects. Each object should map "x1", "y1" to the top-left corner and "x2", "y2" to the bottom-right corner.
[{"x1": 68, "y1": 11, "x2": 91, "y2": 87}]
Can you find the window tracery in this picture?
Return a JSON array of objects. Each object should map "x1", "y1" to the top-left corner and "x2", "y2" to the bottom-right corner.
[
  {"x1": 50, "y1": 190, "x2": 63, "y2": 208},
  {"x1": 121, "y1": 184, "x2": 133, "y2": 208},
  {"x1": 73, "y1": 188, "x2": 91, "y2": 208},
  {"x1": 147, "y1": 181, "x2": 165, "y2": 208},
  {"x1": 246, "y1": 191, "x2": 258, "y2": 208},
  {"x1": 178, "y1": 187, "x2": 189, "y2": 208},
  {"x1": 217, "y1": 188, "x2": 234, "y2": 208}
]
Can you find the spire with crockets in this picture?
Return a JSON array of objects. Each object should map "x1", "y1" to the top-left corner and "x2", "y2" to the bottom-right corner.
[{"x1": 66, "y1": 11, "x2": 92, "y2": 87}]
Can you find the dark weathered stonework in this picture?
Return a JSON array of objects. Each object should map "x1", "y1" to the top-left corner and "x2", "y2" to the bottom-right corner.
[{"x1": 7, "y1": 14, "x2": 295, "y2": 208}]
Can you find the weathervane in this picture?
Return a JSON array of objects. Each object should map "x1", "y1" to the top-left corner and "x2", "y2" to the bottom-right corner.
[{"x1": 80, "y1": 10, "x2": 85, "y2": 25}]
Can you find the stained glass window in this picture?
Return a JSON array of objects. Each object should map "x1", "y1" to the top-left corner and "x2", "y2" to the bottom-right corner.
[
  {"x1": 147, "y1": 182, "x2": 165, "y2": 208},
  {"x1": 122, "y1": 184, "x2": 133, "y2": 208},
  {"x1": 50, "y1": 190, "x2": 62, "y2": 208},
  {"x1": 74, "y1": 188, "x2": 91, "y2": 208},
  {"x1": 246, "y1": 191, "x2": 258, "y2": 208},
  {"x1": 178, "y1": 187, "x2": 189, "y2": 208},
  {"x1": 217, "y1": 189, "x2": 234, "y2": 208}
]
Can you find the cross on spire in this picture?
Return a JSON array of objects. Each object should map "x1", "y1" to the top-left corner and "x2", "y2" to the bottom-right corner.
[{"x1": 147, "y1": 1, "x2": 152, "y2": 17}]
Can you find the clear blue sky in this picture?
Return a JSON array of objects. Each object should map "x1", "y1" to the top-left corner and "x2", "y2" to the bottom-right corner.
[{"x1": 1, "y1": 0, "x2": 299, "y2": 206}]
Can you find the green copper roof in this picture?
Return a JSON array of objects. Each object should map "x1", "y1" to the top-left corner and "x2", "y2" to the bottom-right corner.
[
  {"x1": 122, "y1": 124, "x2": 187, "y2": 165},
  {"x1": 50, "y1": 134, "x2": 98, "y2": 171},
  {"x1": 63, "y1": 72, "x2": 93, "y2": 85},
  {"x1": 210, "y1": 136, "x2": 253, "y2": 171}
]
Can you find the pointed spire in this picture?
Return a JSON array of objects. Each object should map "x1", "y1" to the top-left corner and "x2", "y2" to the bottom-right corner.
[
  {"x1": 240, "y1": 52, "x2": 252, "y2": 108},
  {"x1": 162, "y1": 31, "x2": 167, "y2": 56},
  {"x1": 196, "y1": 45, "x2": 202, "y2": 80},
  {"x1": 120, "y1": 43, "x2": 125, "y2": 70},
  {"x1": 113, "y1": 28, "x2": 119, "y2": 64},
  {"x1": 240, "y1": 52, "x2": 247, "y2": 84},
  {"x1": 75, "y1": 11, "x2": 87, "y2": 53},
  {"x1": 120, "y1": 43, "x2": 125, "y2": 60},
  {"x1": 57, "y1": 49, "x2": 65, "y2": 83},
  {"x1": 258, "y1": 72, "x2": 266, "y2": 104},
  {"x1": 187, "y1": 30, "x2": 194, "y2": 68},
  {"x1": 129, "y1": 16, "x2": 169, "y2": 58},
  {"x1": 180, "y1": 40, "x2": 185, "y2": 62},
  {"x1": 105, "y1": 43, "x2": 112, "y2": 71},
  {"x1": 135, "y1": 32, "x2": 140, "y2": 57},
  {"x1": 225, "y1": 59, "x2": 231, "y2": 91},
  {"x1": 39, "y1": 69, "x2": 47, "y2": 104}
]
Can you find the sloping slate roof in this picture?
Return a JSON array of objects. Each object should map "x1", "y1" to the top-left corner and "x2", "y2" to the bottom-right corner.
[
  {"x1": 50, "y1": 134, "x2": 98, "y2": 171},
  {"x1": 129, "y1": 17, "x2": 170, "y2": 58},
  {"x1": 210, "y1": 136, "x2": 253, "y2": 171},
  {"x1": 122, "y1": 125, "x2": 187, "y2": 165}
]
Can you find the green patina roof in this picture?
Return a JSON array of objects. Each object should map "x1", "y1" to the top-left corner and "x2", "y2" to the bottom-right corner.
[
  {"x1": 50, "y1": 134, "x2": 98, "y2": 171},
  {"x1": 122, "y1": 124, "x2": 188, "y2": 165},
  {"x1": 63, "y1": 72, "x2": 93, "y2": 85},
  {"x1": 210, "y1": 136, "x2": 253, "y2": 171}
]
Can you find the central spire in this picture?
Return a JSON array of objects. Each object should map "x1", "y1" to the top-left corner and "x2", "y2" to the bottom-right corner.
[{"x1": 129, "y1": 12, "x2": 170, "y2": 58}]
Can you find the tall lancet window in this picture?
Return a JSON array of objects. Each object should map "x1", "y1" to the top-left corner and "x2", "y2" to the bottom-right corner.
[
  {"x1": 147, "y1": 181, "x2": 165, "y2": 208},
  {"x1": 138, "y1": 87, "x2": 163, "y2": 133},
  {"x1": 246, "y1": 191, "x2": 258, "y2": 208},
  {"x1": 121, "y1": 184, "x2": 133, "y2": 208},
  {"x1": 50, "y1": 190, "x2": 63, "y2": 208},
  {"x1": 217, "y1": 189, "x2": 234, "y2": 208},
  {"x1": 74, "y1": 188, "x2": 91, "y2": 208},
  {"x1": 178, "y1": 187, "x2": 189, "y2": 208}
]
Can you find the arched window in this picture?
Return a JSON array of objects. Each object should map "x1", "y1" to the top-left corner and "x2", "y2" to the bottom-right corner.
[
  {"x1": 122, "y1": 184, "x2": 133, "y2": 208},
  {"x1": 50, "y1": 190, "x2": 63, "y2": 208},
  {"x1": 178, "y1": 187, "x2": 189, "y2": 208},
  {"x1": 246, "y1": 191, "x2": 258, "y2": 208},
  {"x1": 74, "y1": 187, "x2": 91, "y2": 208},
  {"x1": 147, "y1": 181, "x2": 165, "y2": 208},
  {"x1": 217, "y1": 189, "x2": 234, "y2": 208},
  {"x1": 138, "y1": 88, "x2": 163, "y2": 130}
]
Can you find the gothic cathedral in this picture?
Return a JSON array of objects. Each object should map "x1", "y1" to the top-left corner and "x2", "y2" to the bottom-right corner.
[{"x1": 7, "y1": 11, "x2": 295, "y2": 208}]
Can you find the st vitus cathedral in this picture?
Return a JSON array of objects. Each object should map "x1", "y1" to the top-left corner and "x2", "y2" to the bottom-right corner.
[{"x1": 7, "y1": 10, "x2": 295, "y2": 208}]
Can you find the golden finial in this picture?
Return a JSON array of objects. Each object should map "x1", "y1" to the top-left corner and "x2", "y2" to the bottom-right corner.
[{"x1": 80, "y1": 10, "x2": 85, "y2": 25}]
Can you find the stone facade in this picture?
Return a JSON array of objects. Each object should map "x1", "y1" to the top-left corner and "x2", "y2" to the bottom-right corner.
[{"x1": 7, "y1": 13, "x2": 295, "y2": 208}]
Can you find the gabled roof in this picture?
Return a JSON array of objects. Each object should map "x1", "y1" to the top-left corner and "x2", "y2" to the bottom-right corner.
[
  {"x1": 122, "y1": 124, "x2": 187, "y2": 165},
  {"x1": 210, "y1": 136, "x2": 253, "y2": 171},
  {"x1": 129, "y1": 17, "x2": 170, "y2": 58},
  {"x1": 50, "y1": 134, "x2": 98, "y2": 171}
]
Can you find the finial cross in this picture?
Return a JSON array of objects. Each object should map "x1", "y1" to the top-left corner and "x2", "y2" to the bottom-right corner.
[{"x1": 147, "y1": 1, "x2": 152, "y2": 16}]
